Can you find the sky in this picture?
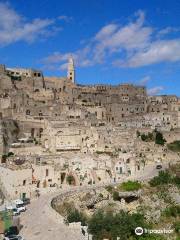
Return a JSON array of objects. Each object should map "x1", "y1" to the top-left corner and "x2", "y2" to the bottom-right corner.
[{"x1": 0, "y1": 0, "x2": 180, "y2": 95}]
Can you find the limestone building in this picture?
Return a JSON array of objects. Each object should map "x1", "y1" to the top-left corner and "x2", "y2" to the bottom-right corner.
[{"x1": 0, "y1": 57, "x2": 180, "y2": 199}]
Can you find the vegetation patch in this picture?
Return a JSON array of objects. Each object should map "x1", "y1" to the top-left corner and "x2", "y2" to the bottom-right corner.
[
  {"x1": 88, "y1": 210, "x2": 165, "y2": 240},
  {"x1": 155, "y1": 131, "x2": 166, "y2": 145},
  {"x1": 53, "y1": 201, "x2": 75, "y2": 217},
  {"x1": 149, "y1": 171, "x2": 172, "y2": 187},
  {"x1": 137, "y1": 130, "x2": 166, "y2": 145},
  {"x1": 141, "y1": 132, "x2": 154, "y2": 142},
  {"x1": 149, "y1": 170, "x2": 180, "y2": 188},
  {"x1": 168, "y1": 140, "x2": 180, "y2": 152},
  {"x1": 65, "y1": 208, "x2": 87, "y2": 226},
  {"x1": 119, "y1": 180, "x2": 142, "y2": 191},
  {"x1": 163, "y1": 205, "x2": 180, "y2": 218}
]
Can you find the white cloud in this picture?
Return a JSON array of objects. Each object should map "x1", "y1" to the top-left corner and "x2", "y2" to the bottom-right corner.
[
  {"x1": 157, "y1": 27, "x2": 180, "y2": 36},
  {"x1": 42, "y1": 11, "x2": 152, "y2": 69},
  {"x1": 41, "y1": 10, "x2": 180, "y2": 70},
  {"x1": 139, "y1": 76, "x2": 151, "y2": 85},
  {"x1": 95, "y1": 24, "x2": 118, "y2": 41},
  {"x1": 58, "y1": 15, "x2": 73, "y2": 22},
  {"x1": 0, "y1": 2, "x2": 60, "y2": 46},
  {"x1": 147, "y1": 86, "x2": 164, "y2": 95},
  {"x1": 41, "y1": 46, "x2": 94, "y2": 70},
  {"x1": 124, "y1": 39, "x2": 180, "y2": 67},
  {"x1": 96, "y1": 11, "x2": 152, "y2": 51}
]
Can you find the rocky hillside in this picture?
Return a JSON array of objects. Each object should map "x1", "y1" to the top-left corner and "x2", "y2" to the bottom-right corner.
[
  {"x1": 52, "y1": 166, "x2": 180, "y2": 240},
  {"x1": 0, "y1": 119, "x2": 19, "y2": 154}
]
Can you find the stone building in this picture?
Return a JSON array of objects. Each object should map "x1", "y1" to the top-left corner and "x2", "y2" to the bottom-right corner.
[{"x1": 0, "y1": 57, "x2": 180, "y2": 199}]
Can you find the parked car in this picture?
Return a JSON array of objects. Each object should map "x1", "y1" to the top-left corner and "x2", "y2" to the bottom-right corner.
[
  {"x1": 12, "y1": 208, "x2": 20, "y2": 216},
  {"x1": 4, "y1": 235, "x2": 24, "y2": 240},
  {"x1": 156, "y1": 164, "x2": 162, "y2": 169},
  {"x1": 4, "y1": 226, "x2": 19, "y2": 237},
  {"x1": 21, "y1": 198, "x2": 30, "y2": 205},
  {"x1": 5, "y1": 206, "x2": 20, "y2": 216},
  {"x1": 13, "y1": 199, "x2": 24, "y2": 205},
  {"x1": 15, "y1": 204, "x2": 26, "y2": 213},
  {"x1": 12, "y1": 199, "x2": 26, "y2": 212}
]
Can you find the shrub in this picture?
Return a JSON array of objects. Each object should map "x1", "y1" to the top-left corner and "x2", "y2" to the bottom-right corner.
[
  {"x1": 141, "y1": 134, "x2": 147, "y2": 141},
  {"x1": 105, "y1": 185, "x2": 113, "y2": 193},
  {"x1": 163, "y1": 205, "x2": 180, "y2": 218},
  {"x1": 120, "y1": 181, "x2": 142, "y2": 191},
  {"x1": 168, "y1": 140, "x2": 180, "y2": 152},
  {"x1": 155, "y1": 131, "x2": 166, "y2": 145},
  {"x1": 149, "y1": 171, "x2": 172, "y2": 187},
  {"x1": 7, "y1": 152, "x2": 14, "y2": 157},
  {"x1": 66, "y1": 209, "x2": 87, "y2": 226},
  {"x1": 98, "y1": 193, "x2": 104, "y2": 198},
  {"x1": 112, "y1": 191, "x2": 119, "y2": 201},
  {"x1": 174, "y1": 221, "x2": 180, "y2": 233},
  {"x1": 140, "y1": 132, "x2": 154, "y2": 142},
  {"x1": 173, "y1": 176, "x2": 180, "y2": 187},
  {"x1": 88, "y1": 210, "x2": 148, "y2": 240}
]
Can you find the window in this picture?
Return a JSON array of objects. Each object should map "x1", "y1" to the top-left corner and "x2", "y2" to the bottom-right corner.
[
  {"x1": 46, "y1": 169, "x2": 49, "y2": 177},
  {"x1": 23, "y1": 180, "x2": 26, "y2": 186},
  {"x1": 26, "y1": 109, "x2": 30, "y2": 115}
]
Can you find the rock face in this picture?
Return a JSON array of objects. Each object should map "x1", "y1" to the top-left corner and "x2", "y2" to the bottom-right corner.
[
  {"x1": 0, "y1": 119, "x2": 19, "y2": 154},
  {"x1": 118, "y1": 189, "x2": 142, "y2": 198},
  {"x1": 169, "y1": 186, "x2": 180, "y2": 204},
  {"x1": 140, "y1": 193, "x2": 167, "y2": 223},
  {"x1": 0, "y1": 73, "x2": 13, "y2": 90}
]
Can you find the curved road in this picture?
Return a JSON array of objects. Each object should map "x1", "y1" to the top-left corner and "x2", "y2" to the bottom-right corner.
[
  {"x1": 20, "y1": 163, "x2": 167, "y2": 240},
  {"x1": 20, "y1": 188, "x2": 86, "y2": 240}
]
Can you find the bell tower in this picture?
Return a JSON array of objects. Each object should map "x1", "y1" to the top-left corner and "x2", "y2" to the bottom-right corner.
[{"x1": 67, "y1": 56, "x2": 75, "y2": 83}]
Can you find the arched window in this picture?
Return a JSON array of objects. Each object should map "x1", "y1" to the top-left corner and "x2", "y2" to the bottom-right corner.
[{"x1": 26, "y1": 109, "x2": 30, "y2": 115}]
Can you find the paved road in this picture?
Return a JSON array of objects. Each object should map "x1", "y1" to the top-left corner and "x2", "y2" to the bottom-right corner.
[
  {"x1": 20, "y1": 163, "x2": 167, "y2": 240},
  {"x1": 20, "y1": 189, "x2": 86, "y2": 240}
]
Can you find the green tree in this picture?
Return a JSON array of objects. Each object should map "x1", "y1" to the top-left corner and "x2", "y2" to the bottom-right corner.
[
  {"x1": 155, "y1": 131, "x2": 166, "y2": 145},
  {"x1": 66, "y1": 209, "x2": 87, "y2": 226},
  {"x1": 149, "y1": 171, "x2": 172, "y2": 187},
  {"x1": 174, "y1": 221, "x2": 180, "y2": 233},
  {"x1": 112, "y1": 191, "x2": 119, "y2": 201},
  {"x1": 88, "y1": 210, "x2": 147, "y2": 240},
  {"x1": 163, "y1": 205, "x2": 180, "y2": 218},
  {"x1": 141, "y1": 134, "x2": 147, "y2": 141}
]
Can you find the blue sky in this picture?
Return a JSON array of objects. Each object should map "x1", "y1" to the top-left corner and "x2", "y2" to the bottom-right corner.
[{"x1": 0, "y1": 0, "x2": 180, "y2": 95}]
